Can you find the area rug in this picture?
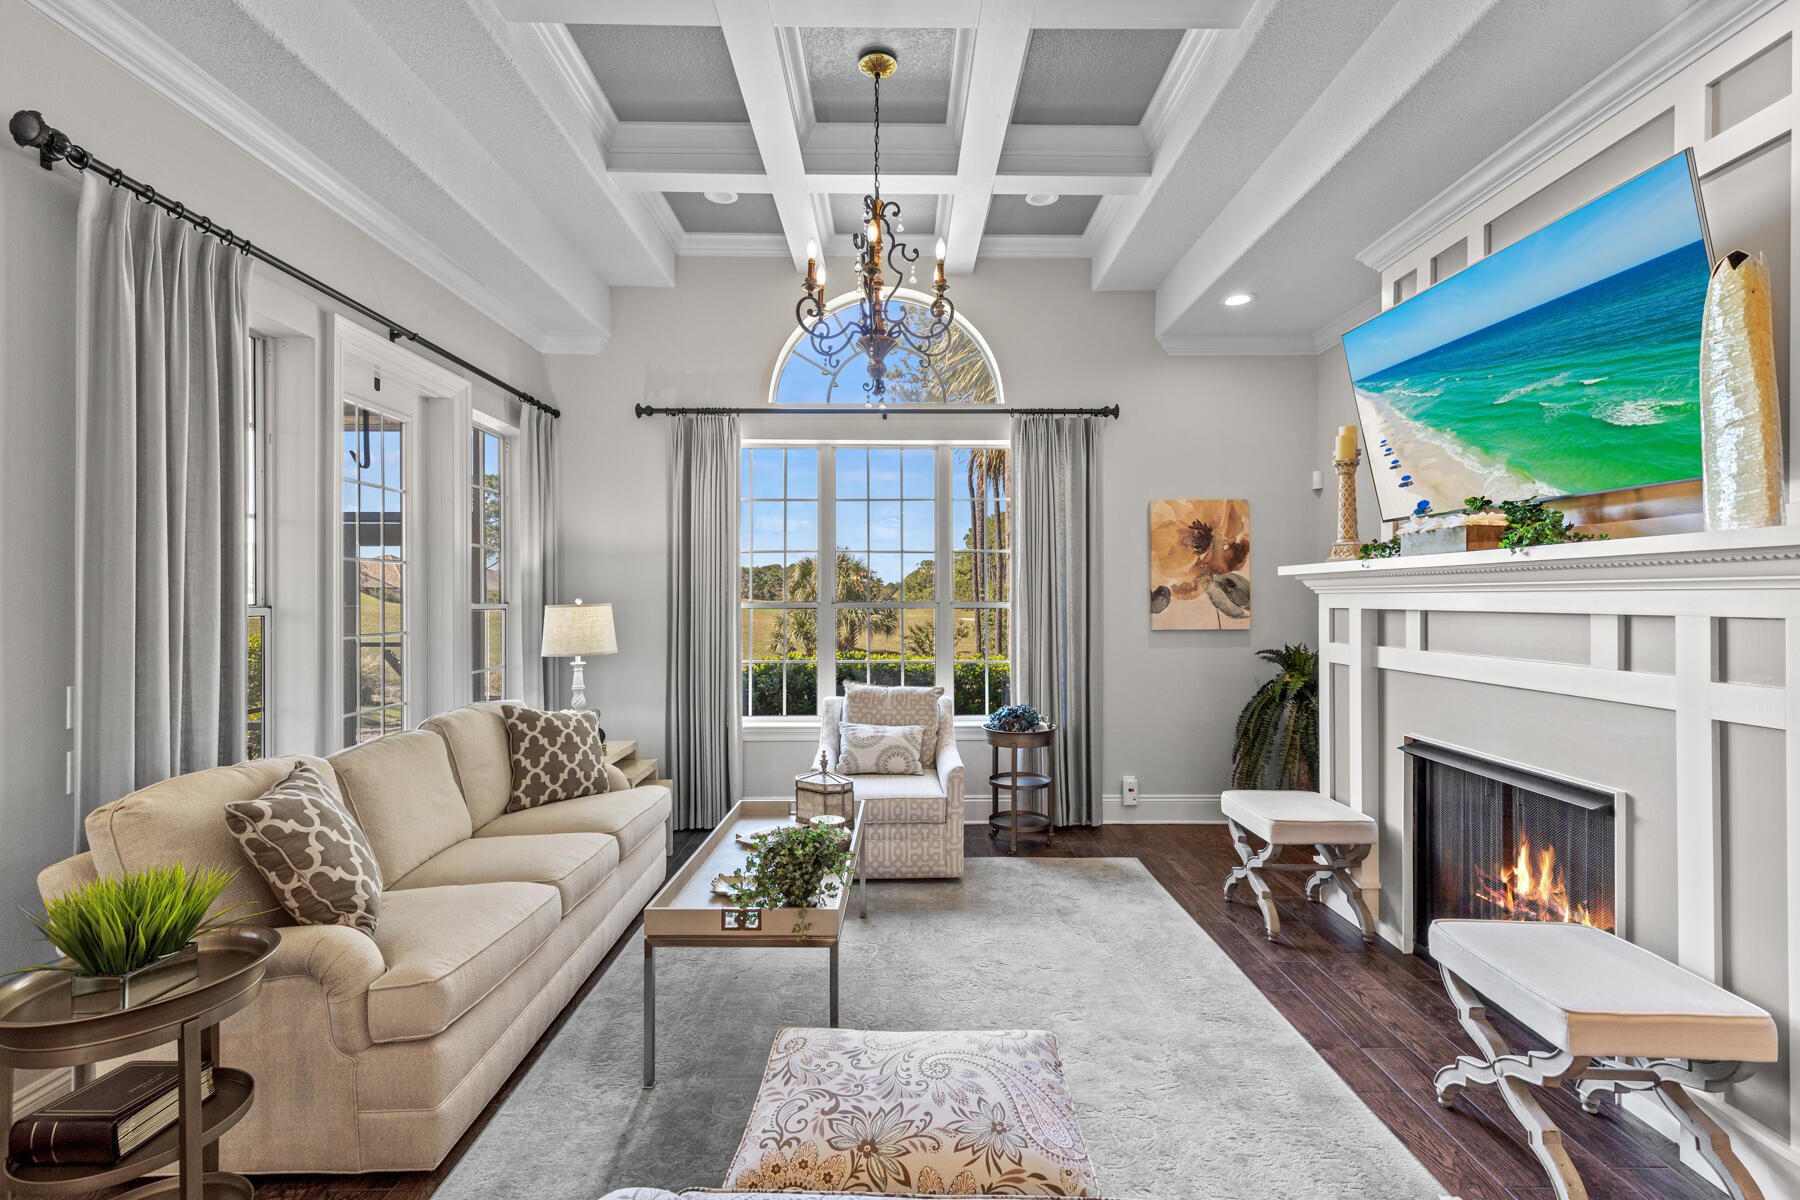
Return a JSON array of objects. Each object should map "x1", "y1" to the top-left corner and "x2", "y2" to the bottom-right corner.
[{"x1": 433, "y1": 857, "x2": 1443, "y2": 1200}]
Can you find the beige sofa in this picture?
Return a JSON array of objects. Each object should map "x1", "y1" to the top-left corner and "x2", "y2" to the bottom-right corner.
[
  {"x1": 818, "y1": 694, "x2": 964, "y2": 878},
  {"x1": 36, "y1": 702, "x2": 670, "y2": 1174}
]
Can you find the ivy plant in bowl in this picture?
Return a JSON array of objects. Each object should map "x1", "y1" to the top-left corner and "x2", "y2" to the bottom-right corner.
[
  {"x1": 12, "y1": 864, "x2": 262, "y2": 1010},
  {"x1": 727, "y1": 825, "x2": 857, "y2": 937}
]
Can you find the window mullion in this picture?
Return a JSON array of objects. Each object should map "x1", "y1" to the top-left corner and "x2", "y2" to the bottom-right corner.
[
  {"x1": 935, "y1": 444, "x2": 951, "y2": 695},
  {"x1": 817, "y1": 445, "x2": 836, "y2": 710}
]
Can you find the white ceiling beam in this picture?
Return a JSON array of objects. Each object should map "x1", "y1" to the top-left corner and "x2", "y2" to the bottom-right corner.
[
  {"x1": 944, "y1": 0, "x2": 1033, "y2": 275},
  {"x1": 714, "y1": 0, "x2": 822, "y2": 268},
  {"x1": 1153, "y1": 0, "x2": 1502, "y2": 339},
  {"x1": 493, "y1": 0, "x2": 1253, "y2": 28}
]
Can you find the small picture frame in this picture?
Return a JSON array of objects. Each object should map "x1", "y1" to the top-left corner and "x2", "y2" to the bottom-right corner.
[{"x1": 722, "y1": 908, "x2": 762, "y2": 931}]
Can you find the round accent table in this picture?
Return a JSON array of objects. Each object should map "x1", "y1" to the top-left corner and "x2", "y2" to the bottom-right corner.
[
  {"x1": 986, "y1": 723, "x2": 1057, "y2": 854},
  {"x1": 0, "y1": 926, "x2": 279, "y2": 1200}
]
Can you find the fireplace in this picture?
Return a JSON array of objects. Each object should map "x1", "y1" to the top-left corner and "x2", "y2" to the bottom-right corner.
[{"x1": 1405, "y1": 740, "x2": 1619, "y2": 956}]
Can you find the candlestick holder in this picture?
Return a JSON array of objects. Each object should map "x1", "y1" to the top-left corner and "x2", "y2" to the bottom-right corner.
[{"x1": 1329, "y1": 450, "x2": 1363, "y2": 560}]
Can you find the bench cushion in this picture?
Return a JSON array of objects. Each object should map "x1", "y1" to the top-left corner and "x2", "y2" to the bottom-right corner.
[
  {"x1": 1221, "y1": 790, "x2": 1375, "y2": 845},
  {"x1": 725, "y1": 1029, "x2": 1097, "y2": 1196},
  {"x1": 1430, "y1": 920, "x2": 1779, "y2": 1062}
]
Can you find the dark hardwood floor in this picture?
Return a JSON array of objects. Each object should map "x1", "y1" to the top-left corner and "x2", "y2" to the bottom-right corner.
[{"x1": 123, "y1": 825, "x2": 1719, "y2": 1199}]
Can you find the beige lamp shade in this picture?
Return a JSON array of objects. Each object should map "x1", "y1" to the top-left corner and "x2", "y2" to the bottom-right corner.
[{"x1": 540, "y1": 601, "x2": 618, "y2": 657}]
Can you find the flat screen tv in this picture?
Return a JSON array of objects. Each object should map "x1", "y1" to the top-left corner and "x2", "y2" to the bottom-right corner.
[{"x1": 1342, "y1": 150, "x2": 1713, "y2": 521}]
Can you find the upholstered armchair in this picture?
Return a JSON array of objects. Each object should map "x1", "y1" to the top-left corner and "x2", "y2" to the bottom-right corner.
[{"x1": 818, "y1": 692, "x2": 964, "y2": 879}]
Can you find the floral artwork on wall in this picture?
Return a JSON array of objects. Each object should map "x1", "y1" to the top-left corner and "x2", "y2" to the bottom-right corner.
[{"x1": 1148, "y1": 498, "x2": 1251, "y2": 630}]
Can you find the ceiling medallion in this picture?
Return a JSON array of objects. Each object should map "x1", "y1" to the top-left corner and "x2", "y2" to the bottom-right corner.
[{"x1": 795, "y1": 46, "x2": 953, "y2": 404}]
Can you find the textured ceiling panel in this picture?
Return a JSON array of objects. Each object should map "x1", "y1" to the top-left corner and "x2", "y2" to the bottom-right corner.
[
  {"x1": 1012, "y1": 29, "x2": 1183, "y2": 126},
  {"x1": 829, "y1": 193, "x2": 940, "y2": 238},
  {"x1": 569, "y1": 24, "x2": 748, "y2": 122},
  {"x1": 665, "y1": 191, "x2": 784, "y2": 234},
  {"x1": 984, "y1": 194, "x2": 1101, "y2": 236},
  {"x1": 801, "y1": 27, "x2": 956, "y2": 124}
]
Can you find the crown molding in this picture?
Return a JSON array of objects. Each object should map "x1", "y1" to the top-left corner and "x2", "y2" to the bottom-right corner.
[
  {"x1": 21, "y1": 0, "x2": 590, "y2": 354},
  {"x1": 1158, "y1": 332, "x2": 1319, "y2": 356},
  {"x1": 1356, "y1": 0, "x2": 1786, "y2": 273},
  {"x1": 528, "y1": 21, "x2": 619, "y2": 147},
  {"x1": 678, "y1": 232, "x2": 792, "y2": 257},
  {"x1": 1311, "y1": 295, "x2": 1379, "y2": 355},
  {"x1": 1140, "y1": 28, "x2": 1223, "y2": 151},
  {"x1": 977, "y1": 234, "x2": 1091, "y2": 259}
]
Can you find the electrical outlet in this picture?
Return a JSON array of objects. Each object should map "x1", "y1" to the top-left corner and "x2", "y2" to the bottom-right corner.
[{"x1": 1121, "y1": 775, "x2": 1139, "y2": 807}]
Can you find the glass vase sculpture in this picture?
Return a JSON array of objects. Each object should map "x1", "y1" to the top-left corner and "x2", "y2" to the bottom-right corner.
[{"x1": 1699, "y1": 250, "x2": 1783, "y2": 530}]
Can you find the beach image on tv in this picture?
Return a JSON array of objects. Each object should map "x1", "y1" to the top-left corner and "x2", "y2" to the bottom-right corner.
[{"x1": 1342, "y1": 152, "x2": 1710, "y2": 521}]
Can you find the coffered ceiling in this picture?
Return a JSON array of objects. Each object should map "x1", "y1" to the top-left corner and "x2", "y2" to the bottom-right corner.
[{"x1": 37, "y1": 0, "x2": 1773, "y2": 354}]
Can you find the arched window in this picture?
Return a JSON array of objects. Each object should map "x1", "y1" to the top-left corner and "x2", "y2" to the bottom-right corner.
[{"x1": 771, "y1": 291, "x2": 1003, "y2": 406}]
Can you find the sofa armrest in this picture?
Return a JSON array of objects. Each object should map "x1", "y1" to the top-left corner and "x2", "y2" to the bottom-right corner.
[
  {"x1": 936, "y1": 737, "x2": 965, "y2": 809},
  {"x1": 261, "y1": 923, "x2": 385, "y2": 1051}
]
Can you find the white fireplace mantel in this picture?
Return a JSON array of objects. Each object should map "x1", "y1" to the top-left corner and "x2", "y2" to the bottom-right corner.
[
  {"x1": 1281, "y1": 524, "x2": 1800, "y2": 1196},
  {"x1": 1279, "y1": 524, "x2": 1800, "y2": 593}
]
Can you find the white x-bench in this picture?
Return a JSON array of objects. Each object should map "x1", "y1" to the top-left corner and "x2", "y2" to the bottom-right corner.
[
  {"x1": 1220, "y1": 789, "x2": 1378, "y2": 942},
  {"x1": 1431, "y1": 920, "x2": 1779, "y2": 1200}
]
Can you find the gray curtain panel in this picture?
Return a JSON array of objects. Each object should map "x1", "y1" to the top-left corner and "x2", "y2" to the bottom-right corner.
[
  {"x1": 517, "y1": 403, "x2": 561, "y2": 708},
  {"x1": 665, "y1": 412, "x2": 742, "y2": 828},
  {"x1": 74, "y1": 173, "x2": 251, "y2": 814},
  {"x1": 1011, "y1": 414, "x2": 1104, "y2": 826}
]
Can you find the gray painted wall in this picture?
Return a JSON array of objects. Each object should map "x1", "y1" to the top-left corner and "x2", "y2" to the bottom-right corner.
[{"x1": 548, "y1": 256, "x2": 1324, "y2": 813}]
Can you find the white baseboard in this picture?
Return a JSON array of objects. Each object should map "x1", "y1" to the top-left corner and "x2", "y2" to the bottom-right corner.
[{"x1": 13, "y1": 1067, "x2": 69, "y2": 1116}]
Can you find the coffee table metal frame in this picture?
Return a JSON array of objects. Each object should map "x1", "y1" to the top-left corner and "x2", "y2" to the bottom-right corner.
[
  {"x1": 642, "y1": 798, "x2": 865, "y2": 1087},
  {"x1": 0, "y1": 926, "x2": 279, "y2": 1200}
]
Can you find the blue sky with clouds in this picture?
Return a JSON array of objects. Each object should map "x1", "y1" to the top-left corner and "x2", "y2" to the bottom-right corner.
[{"x1": 1343, "y1": 152, "x2": 1708, "y2": 378}]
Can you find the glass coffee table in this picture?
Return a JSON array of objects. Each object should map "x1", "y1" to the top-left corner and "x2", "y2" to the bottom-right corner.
[{"x1": 641, "y1": 798, "x2": 864, "y2": 1086}]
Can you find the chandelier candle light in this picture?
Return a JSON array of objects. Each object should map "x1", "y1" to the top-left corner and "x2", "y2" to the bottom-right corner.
[{"x1": 795, "y1": 48, "x2": 954, "y2": 404}]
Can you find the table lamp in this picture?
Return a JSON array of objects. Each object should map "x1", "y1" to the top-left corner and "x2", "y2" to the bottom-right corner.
[{"x1": 540, "y1": 600, "x2": 617, "y2": 710}]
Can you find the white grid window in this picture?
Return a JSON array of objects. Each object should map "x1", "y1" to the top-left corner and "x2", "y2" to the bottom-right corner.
[
  {"x1": 741, "y1": 446, "x2": 820, "y2": 716},
  {"x1": 472, "y1": 427, "x2": 506, "y2": 701},
  {"x1": 246, "y1": 335, "x2": 271, "y2": 758},
  {"x1": 341, "y1": 402, "x2": 406, "y2": 744}
]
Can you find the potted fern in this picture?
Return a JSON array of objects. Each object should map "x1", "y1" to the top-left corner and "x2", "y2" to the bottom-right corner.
[
  {"x1": 12, "y1": 864, "x2": 262, "y2": 1011},
  {"x1": 727, "y1": 825, "x2": 857, "y2": 937},
  {"x1": 1232, "y1": 644, "x2": 1319, "y2": 790}
]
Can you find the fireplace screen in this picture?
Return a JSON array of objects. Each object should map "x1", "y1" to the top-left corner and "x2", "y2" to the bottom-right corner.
[{"x1": 1407, "y1": 741, "x2": 1615, "y2": 954}]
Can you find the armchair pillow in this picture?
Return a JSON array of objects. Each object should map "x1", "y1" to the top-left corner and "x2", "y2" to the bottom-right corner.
[
  {"x1": 224, "y1": 761, "x2": 383, "y2": 935},
  {"x1": 837, "y1": 723, "x2": 927, "y2": 775},
  {"x1": 843, "y1": 684, "x2": 945, "y2": 767},
  {"x1": 499, "y1": 704, "x2": 610, "y2": 811}
]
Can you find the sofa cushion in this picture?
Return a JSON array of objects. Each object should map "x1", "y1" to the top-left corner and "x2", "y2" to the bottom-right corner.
[
  {"x1": 843, "y1": 684, "x2": 945, "y2": 768},
  {"x1": 848, "y1": 774, "x2": 948, "y2": 825},
  {"x1": 328, "y1": 731, "x2": 474, "y2": 882},
  {"x1": 725, "y1": 1028, "x2": 1098, "y2": 1196},
  {"x1": 475, "y1": 785, "x2": 671, "y2": 858},
  {"x1": 389, "y1": 833, "x2": 618, "y2": 915},
  {"x1": 84, "y1": 755, "x2": 337, "y2": 925},
  {"x1": 421, "y1": 702, "x2": 514, "y2": 828},
  {"x1": 500, "y1": 704, "x2": 610, "y2": 811},
  {"x1": 224, "y1": 761, "x2": 384, "y2": 934},
  {"x1": 367, "y1": 882, "x2": 559, "y2": 1043}
]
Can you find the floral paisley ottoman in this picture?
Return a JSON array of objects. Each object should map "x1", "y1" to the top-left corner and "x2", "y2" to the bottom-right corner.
[{"x1": 723, "y1": 1028, "x2": 1098, "y2": 1196}]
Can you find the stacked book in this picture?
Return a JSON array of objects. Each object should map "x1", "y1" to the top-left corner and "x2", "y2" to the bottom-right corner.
[{"x1": 8, "y1": 1061, "x2": 215, "y2": 1166}]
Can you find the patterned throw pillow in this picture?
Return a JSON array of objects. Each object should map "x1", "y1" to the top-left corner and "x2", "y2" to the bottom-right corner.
[
  {"x1": 843, "y1": 683, "x2": 944, "y2": 767},
  {"x1": 224, "y1": 761, "x2": 383, "y2": 935},
  {"x1": 499, "y1": 704, "x2": 610, "y2": 811},
  {"x1": 837, "y1": 723, "x2": 927, "y2": 775}
]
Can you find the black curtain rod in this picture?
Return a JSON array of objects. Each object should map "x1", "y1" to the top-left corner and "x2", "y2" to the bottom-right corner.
[
  {"x1": 9, "y1": 110, "x2": 560, "y2": 420},
  {"x1": 635, "y1": 403, "x2": 1120, "y2": 420}
]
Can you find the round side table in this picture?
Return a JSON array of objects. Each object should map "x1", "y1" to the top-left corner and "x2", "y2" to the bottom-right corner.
[
  {"x1": 986, "y1": 724, "x2": 1057, "y2": 854},
  {"x1": 0, "y1": 926, "x2": 279, "y2": 1200}
]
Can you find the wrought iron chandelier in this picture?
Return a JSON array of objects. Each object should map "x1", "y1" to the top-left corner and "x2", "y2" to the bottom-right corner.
[{"x1": 795, "y1": 47, "x2": 953, "y2": 401}]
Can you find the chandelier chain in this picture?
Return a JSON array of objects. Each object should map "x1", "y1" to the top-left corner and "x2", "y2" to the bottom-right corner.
[{"x1": 872, "y1": 71, "x2": 881, "y2": 204}]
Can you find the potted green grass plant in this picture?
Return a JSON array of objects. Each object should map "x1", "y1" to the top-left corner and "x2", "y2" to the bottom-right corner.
[
  {"x1": 13, "y1": 864, "x2": 261, "y2": 1011},
  {"x1": 1231, "y1": 644, "x2": 1320, "y2": 791},
  {"x1": 727, "y1": 825, "x2": 857, "y2": 936}
]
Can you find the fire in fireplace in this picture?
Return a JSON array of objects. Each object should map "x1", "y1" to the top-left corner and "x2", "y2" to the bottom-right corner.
[{"x1": 1404, "y1": 740, "x2": 1618, "y2": 955}]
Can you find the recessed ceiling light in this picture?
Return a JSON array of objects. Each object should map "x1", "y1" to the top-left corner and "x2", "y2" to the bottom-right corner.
[
  {"x1": 1024, "y1": 193, "x2": 1060, "y2": 207},
  {"x1": 1222, "y1": 292, "x2": 1255, "y2": 307},
  {"x1": 703, "y1": 190, "x2": 739, "y2": 205}
]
